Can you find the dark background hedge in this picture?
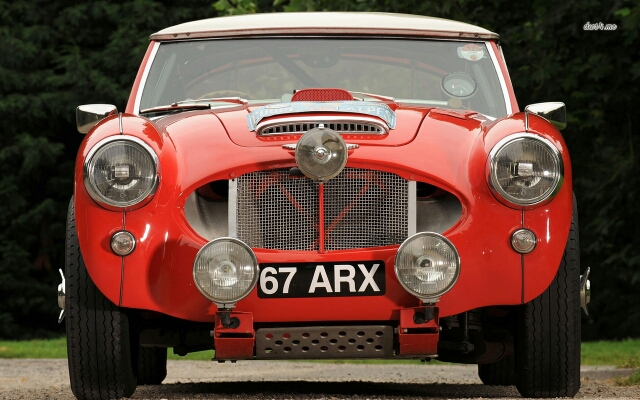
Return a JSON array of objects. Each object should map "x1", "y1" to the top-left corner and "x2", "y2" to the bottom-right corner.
[{"x1": 0, "y1": 0, "x2": 638, "y2": 340}]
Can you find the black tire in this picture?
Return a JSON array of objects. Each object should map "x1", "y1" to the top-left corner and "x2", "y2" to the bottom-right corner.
[
  {"x1": 514, "y1": 195, "x2": 581, "y2": 398},
  {"x1": 65, "y1": 198, "x2": 138, "y2": 399},
  {"x1": 137, "y1": 347, "x2": 167, "y2": 385},
  {"x1": 478, "y1": 355, "x2": 516, "y2": 386}
]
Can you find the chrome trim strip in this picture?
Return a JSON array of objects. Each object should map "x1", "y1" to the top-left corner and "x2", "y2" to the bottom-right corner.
[
  {"x1": 256, "y1": 116, "x2": 389, "y2": 136},
  {"x1": 407, "y1": 181, "x2": 416, "y2": 236},
  {"x1": 118, "y1": 113, "x2": 123, "y2": 134},
  {"x1": 248, "y1": 101, "x2": 396, "y2": 131},
  {"x1": 486, "y1": 43, "x2": 512, "y2": 115},
  {"x1": 228, "y1": 178, "x2": 238, "y2": 238},
  {"x1": 153, "y1": 29, "x2": 499, "y2": 42},
  {"x1": 83, "y1": 135, "x2": 160, "y2": 211},
  {"x1": 282, "y1": 143, "x2": 359, "y2": 151},
  {"x1": 133, "y1": 41, "x2": 160, "y2": 115},
  {"x1": 258, "y1": 116, "x2": 388, "y2": 136}
]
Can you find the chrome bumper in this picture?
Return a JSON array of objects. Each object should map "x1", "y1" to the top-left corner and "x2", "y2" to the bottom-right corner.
[
  {"x1": 580, "y1": 267, "x2": 591, "y2": 316},
  {"x1": 57, "y1": 269, "x2": 65, "y2": 323}
]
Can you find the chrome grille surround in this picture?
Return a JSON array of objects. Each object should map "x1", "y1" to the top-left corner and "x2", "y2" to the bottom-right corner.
[
  {"x1": 235, "y1": 168, "x2": 409, "y2": 251},
  {"x1": 256, "y1": 116, "x2": 388, "y2": 136}
]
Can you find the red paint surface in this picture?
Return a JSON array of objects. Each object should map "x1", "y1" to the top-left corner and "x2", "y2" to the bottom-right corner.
[{"x1": 75, "y1": 98, "x2": 572, "y2": 325}]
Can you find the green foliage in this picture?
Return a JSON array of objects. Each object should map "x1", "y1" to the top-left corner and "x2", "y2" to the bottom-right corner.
[
  {"x1": 0, "y1": 0, "x2": 217, "y2": 339},
  {"x1": 215, "y1": 0, "x2": 259, "y2": 15},
  {"x1": 618, "y1": 356, "x2": 640, "y2": 369},
  {"x1": 0, "y1": 337, "x2": 66, "y2": 358},
  {"x1": 580, "y1": 338, "x2": 640, "y2": 366},
  {"x1": 615, "y1": 370, "x2": 640, "y2": 386}
]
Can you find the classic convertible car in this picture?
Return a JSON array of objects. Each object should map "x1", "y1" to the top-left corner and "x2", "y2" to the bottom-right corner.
[{"x1": 60, "y1": 12, "x2": 591, "y2": 400}]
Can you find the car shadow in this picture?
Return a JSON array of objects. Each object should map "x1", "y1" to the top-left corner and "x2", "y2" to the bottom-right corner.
[{"x1": 133, "y1": 380, "x2": 521, "y2": 399}]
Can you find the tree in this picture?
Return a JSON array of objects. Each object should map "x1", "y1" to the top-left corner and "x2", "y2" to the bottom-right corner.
[{"x1": 0, "y1": 0, "x2": 217, "y2": 339}]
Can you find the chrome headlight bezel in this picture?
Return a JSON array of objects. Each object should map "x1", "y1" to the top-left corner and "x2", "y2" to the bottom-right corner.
[
  {"x1": 192, "y1": 237, "x2": 259, "y2": 308},
  {"x1": 83, "y1": 135, "x2": 159, "y2": 210},
  {"x1": 394, "y1": 232, "x2": 461, "y2": 302},
  {"x1": 488, "y1": 133, "x2": 563, "y2": 208}
]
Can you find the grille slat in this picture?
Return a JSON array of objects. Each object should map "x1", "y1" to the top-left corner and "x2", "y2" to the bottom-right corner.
[
  {"x1": 236, "y1": 168, "x2": 408, "y2": 251},
  {"x1": 259, "y1": 121, "x2": 385, "y2": 136}
]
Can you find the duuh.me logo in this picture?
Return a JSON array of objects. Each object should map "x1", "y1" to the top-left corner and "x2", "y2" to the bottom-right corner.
[{"x1": 583, "y1": 22, "x2": 618, "y2": 31}]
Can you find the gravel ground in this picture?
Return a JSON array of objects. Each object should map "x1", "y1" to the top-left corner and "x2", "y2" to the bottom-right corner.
[{"x1": 0, "y1": 359, "x2": 638, "y2": 400}]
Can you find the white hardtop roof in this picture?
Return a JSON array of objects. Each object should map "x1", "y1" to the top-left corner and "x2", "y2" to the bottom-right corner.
[{"x1": 151, "y1": 12, "x2": 499, "y2": 41}]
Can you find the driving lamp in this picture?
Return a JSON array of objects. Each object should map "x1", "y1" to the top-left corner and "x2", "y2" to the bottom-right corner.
[
  {"x1": 489, "y1": 134, "x2": 563, "y2": 207},
  {"x1": 395, "y1": 232, "x2": 460, "y2": 301},
  {"x1": 193, "y1": 238, "x2": 258, "y2": 307},
  {"x1": 84, "y1": 136, "x2": 158, "y2": 209},
  {"x1": 295, "y1": 126, "x2": 347, "y2": 181}
]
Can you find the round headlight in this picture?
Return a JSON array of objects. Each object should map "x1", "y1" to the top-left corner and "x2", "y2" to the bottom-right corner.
[
  {"x1": 295, "y1": 127, "x2": 347, "y2": 181},
  {"x1": 193, "y1": 238, "x2": 258, "y2": 306},
  {"x1": 489, "y1": 134, "x2": 563, "y2": 207},
  {"x1": 84, "y1": 136, "x2": 158, "y2": 208},
  {"x1": 395, "y1": 232, "x2": 460, "y2": 301}
]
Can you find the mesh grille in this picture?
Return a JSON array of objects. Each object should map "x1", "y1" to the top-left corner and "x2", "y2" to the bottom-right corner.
[
  {"x1": 324, "y1": 169, "x2": 408, "y2": 251},
  {"x1": 236, "y1": 171, "x2": 319, "y2": 250},
  {"x1": 259, "y1": 122, "x2": 385, "y2": 135},
  {"x1": 236, "y1": 168, "x2": 408, "y2": 251}
]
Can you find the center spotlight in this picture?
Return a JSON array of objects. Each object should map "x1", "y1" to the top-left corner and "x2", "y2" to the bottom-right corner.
[{"x1": 295, "y1": 126, "x2": 347, "y2": 181}]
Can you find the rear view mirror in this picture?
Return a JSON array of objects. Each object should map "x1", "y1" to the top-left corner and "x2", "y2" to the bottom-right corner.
[
  {"x1": 525, "y1": 102, "x2": 566, "y2": 131},
  {"x1": 76, "y1": 104, "x2": 117, "y2": 134}
]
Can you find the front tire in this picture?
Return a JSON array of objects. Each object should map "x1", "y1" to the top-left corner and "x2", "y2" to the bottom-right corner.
[
  {"x1": 478, "y1": 356, "x2": 516, "y2": 386},
  {"x1": 137, "y1": 347, "x2": 167, "y2": 385},
  {"x1": 514, "y1": 196, "x2": 581, "y2": 398},
  {"x1": 65, "y1": 198, "x2": 138, "y2": 399}
]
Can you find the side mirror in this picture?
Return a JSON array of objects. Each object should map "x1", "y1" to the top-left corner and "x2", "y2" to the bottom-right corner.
[
  {"x1": 76, "y1": 104, "x2": 117, "y2": 134},
  {"x1": 525, "y1": 102, "x2": 566, "y2": 131}
]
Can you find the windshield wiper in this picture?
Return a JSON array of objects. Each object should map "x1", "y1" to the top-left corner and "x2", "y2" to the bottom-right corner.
[{"x1": 140, "y1": 97, "x2": 249, "y2": 115}]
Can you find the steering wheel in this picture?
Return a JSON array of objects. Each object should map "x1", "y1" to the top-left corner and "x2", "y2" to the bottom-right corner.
[{"x1": 198, "y1": 90, "x2": 255, "y2": 100}]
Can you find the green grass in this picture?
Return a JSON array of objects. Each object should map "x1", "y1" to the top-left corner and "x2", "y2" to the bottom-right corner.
[
  {"x1": 2, "y1": 337, "x2": 639, "y2": 368},
  {"x1": 580, "y1": 338, "x2": 640, "y2": 366},
  {"x1": 0, "y1": 337, "x2": 67, "y2": 358},
  {"x1": 615, "y1": 370, "x2": 640, "y2": 386}
]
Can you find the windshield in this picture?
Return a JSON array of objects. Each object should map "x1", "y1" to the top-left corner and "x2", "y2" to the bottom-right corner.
[{"x1": 139, "y1": 38, "x2": 508, "y2": 118}]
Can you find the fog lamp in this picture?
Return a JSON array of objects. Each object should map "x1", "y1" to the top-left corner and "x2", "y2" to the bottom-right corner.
[
  {"x1": 193, "y1": 238, "x2": 258, "y2": 307},
  {"x1": 110, "y1": 231, "x2": 136, "y2": 256},
  {"x1": 395, "y1": 232, "x2": 460, "y2": 301},
  {"x1": 295, "y1": 126, "x2": 347, "y2": 181},
  {"x1": 511, "y1": 229, "x2": 537, "y2": 254}
]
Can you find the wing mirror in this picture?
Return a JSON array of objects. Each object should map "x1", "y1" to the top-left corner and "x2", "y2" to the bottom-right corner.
[
  {"x1": 525, "y1": 102, "x2": 566, "y2": 131},
  {"x1": 76, "y1": 104, "x2": 117, "y2": 134}
]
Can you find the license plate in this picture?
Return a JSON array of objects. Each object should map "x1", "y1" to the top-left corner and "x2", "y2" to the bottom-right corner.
[{"x1": 258, "y1": 261, "x2": 385, "y2": 298}]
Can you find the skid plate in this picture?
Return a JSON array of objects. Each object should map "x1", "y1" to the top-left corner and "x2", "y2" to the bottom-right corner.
[{"x1": 255, "y1": 325, "x2": 393, "y2": 359}]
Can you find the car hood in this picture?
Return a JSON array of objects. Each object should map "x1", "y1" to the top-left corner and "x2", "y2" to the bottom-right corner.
[{"x1": 151, "y1": 102, "x2": 489, "y2": 149}]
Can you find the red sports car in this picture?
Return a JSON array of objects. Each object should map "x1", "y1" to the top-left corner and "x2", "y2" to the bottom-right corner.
[{"x1": 60, "y1": 12, "x2": 591, "y2": 399}]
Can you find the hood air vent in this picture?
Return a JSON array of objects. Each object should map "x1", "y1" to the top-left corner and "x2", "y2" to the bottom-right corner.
[{"x1": 258, "y1": 117, "x2": 388, "y2": 136}]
